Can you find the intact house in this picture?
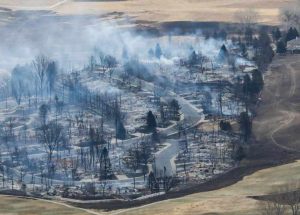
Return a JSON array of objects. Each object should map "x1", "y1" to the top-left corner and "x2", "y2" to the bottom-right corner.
[{"x1": 287, "y1": 37, "x2": 300, "y2": 54}]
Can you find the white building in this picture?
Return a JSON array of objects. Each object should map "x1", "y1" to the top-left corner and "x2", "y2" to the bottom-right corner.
[{"x1": 287, "y1": 37, "x2": 300, "y2": 53}]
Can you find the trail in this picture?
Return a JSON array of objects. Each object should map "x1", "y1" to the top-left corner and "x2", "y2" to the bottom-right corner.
[
  {"x1": 110, "y1": 198, "x2": 172, "y2": 215},
  {"x1": 267, "y1": 62, "x2": 298, "y2": 152},
  {"x1": 0, "y1": 194, "x2": 106, "y2": 215},
  {"x1": 39, "y1": 198, "x2": 105, "y2": 215},
  {"x1": 0, "y1": 0, "x2": 69, "y2": 10},
  {"x1": 269, "y1": 110, "x2": 296, "y2": 152},
  {"x1": 49, "y1": 0, "x2": 69, "y2": 9}
]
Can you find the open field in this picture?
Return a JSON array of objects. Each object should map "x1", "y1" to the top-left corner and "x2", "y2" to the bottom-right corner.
[
  {"x1": 0, "y1": 0, "x2": 295, "y2": 25},
  {"x1": 0, "y1": 0, "x2": 62, "y2": 9},
  {"x1": 253, "y1": 54, "x2": 300, "y2": 153},
  {"x1": 0, "y1": 195, "x2": 95, "y2": 215}
]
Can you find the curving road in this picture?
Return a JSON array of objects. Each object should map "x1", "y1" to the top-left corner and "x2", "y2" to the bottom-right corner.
[
  {"x1": 2, "y1": 91, "x2": 203, "y2": 189},
  {"x1": 153, "y1": 139, "x2": 179, "y2": 177}
]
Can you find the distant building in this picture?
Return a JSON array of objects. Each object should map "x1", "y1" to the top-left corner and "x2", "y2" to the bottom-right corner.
[{"x1": 287, "y1": 37, "x2": 300, "y2": 53}]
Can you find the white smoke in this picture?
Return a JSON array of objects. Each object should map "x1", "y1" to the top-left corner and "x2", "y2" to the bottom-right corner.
[{"x1": 0, "y1": 10, "x2": 232, "y2": 76}]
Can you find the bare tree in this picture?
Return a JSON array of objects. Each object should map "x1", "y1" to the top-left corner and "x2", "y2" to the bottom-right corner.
[
  {"x1": 19, "y1": 166, "x2": 27, "y2": 184},
  {"x1": 11, "y1": 79, "x2": 24, "y2": 105},
  {"x1": 139, "y1": 139, "x2": 152, "y2": 181},
  {"x1": 11, "y1": 66, "x2": 26, "y2": 105},
  {"x1": 198, "y1": 53, "x2": 208, "y2": 73},
  {"x1": 33, "y1": 55, "x2": 49, "y2": 98},
  {"x1": 234, "y1": 8, "x2": 259, "y2": 29},
  {"x1": 280, "y1": 2, "x2": 300, "y2": 30},
  {"x1": 38, "y1": 121, "x2": 63, "y2": 168},
  {"x1": 260, "y1": 199, "x2": 286, "y2": 215},
  {"x1": 89, "y1": 55, "x2": 96, "y2": 72},
  {"x1": 228, "y1": 55, "x2": 237, "y2": 73},
  {"x1": 124, "y1": 143, "x2": 140, "y2": 188},
  {"x1": 260, "y1": 183, "x2": 300, "y2": 215},
  {"x1": 281, "y1": 183, "x2": 300, "y2": 215}
]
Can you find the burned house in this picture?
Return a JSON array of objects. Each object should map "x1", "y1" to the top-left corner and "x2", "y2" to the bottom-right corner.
[{"x1": 160, "y1": 99, "x2": 181, "y2": 122}]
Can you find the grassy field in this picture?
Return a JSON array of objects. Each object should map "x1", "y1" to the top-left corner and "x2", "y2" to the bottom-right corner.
[
  {"x1": 0, "y1": 195, "x2": 95, "y2": 215},
  {"x1": 253, "y1": 54, "x2": 300, "y2": 153},
  {"x1": 0, "y1": 0, "x2": 295, "y2": 25},
  {"x1": 0, "y1": 0, "x2": 60, "y2": 7}
]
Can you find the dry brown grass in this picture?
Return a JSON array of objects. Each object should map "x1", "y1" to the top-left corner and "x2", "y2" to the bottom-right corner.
[
  {"x1": 253, "y1": 55, "x2": 300, "y2": 152},
  {"x1": 55, "y1": 0, "x2": 292, "y2": 25},
  {"x1": 0, "y1": 0, "x2": 60, "y2": 7},
  {"x1": 0, "y1": 195, "x2": 94, "y2": 215},
  {"x1": 0, "y1": 0, "x2": 296, "y2": 25}
]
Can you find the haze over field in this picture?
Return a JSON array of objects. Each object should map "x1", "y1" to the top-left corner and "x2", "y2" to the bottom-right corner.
[{"x1": 0, "y1": 0, "x2": 293, "y2": 72}]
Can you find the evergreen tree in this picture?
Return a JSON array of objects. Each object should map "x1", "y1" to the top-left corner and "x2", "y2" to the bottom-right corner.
[
  {"x1": 148, "y1": 48, "x2": 154, "y2": 58},
  {"x1": 146, "y1": 111, "x2": 157, "y2": 131},
  {"x1": 242, "y1": 74, "x2": 251, "y2": 95},
  {"x1": 233, "y1": 146, "x2": 246, "y2": 161},
  {"x1": 188, "y1": 50, "x2": 198, "y2": 67},
  {"x1": 240, "y1": 43, "x2": 248, "y2": 58},
  {"x1": 39, "y1": 104, "x2": 49, "y2": 126},
  {"x1": 46, "y1": 61, "x2": 57, "y2": 100},
  {"x1": 276, "y1": 40, "x2": 287, "y2": 54},
  {"x1": 239, "y1": 112, "x2": 252, "y2": 142},
  {"x1": 251, "y1": 69, "x2": 264, "y2": 94},
  {"x1": 254, "y1": 29, "x2": 274, "y2": 71},
  {"x1": 219, "y1": 120, "x2": 232, "y2": 131},
  {"x1": 272, "y1": 27, "x2": 282, "y2": 41},
  {"x1": 116, "y1": 120, "x2": 126, "y2": 140},
  {"x1": 218, "y1": 44, "x2": 229, "y2": 62},
  {"x1": 155, "y1": 43, "x2": 162, "y2": 59},
  {"x1": 286, "y1": 27, "x2": 299, "y2": 42},
  {"x1": 100, "y1": 147, "x2": 111, "y2": 180}
]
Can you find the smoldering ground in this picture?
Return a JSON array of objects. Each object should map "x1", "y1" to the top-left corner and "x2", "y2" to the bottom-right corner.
[{"x1": 0, "y1": 9, "x2": 235, "y2": 76}]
